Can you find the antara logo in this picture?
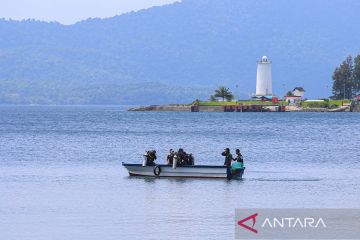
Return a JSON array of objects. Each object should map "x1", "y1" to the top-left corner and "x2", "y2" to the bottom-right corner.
[
  {"x1": 237, "y1": 213, "x2": 258, "y2": 234},
  {"x1": 261, "y1": 217, "x2": 327, "y2": 228},
  {"x1": 237, "y1": 212, "x2": 327, "y2": 234}
]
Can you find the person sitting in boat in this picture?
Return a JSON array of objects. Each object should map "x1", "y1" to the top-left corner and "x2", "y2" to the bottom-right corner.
[
  {"x1": 231, "y1": 149, "x2": 244, "y2": 175},
  {"x1": 177, "y1": 148, "x2": 187, "y2": 165},
  {"x1": 187, "y1": 153, "x2": 194, "y2": 165},
  {"x1": 166, "y1": 149, "x2": 175, "y2": 165},
  {"x1": 174, "y1": 149, "x2": 194, "y2": 166},
  {"x1": 146, "y1": 150, "x2": 157, "y2": 165},
  {"x1": 183, "y1": 153, "x2": 194, "y2": 165}
]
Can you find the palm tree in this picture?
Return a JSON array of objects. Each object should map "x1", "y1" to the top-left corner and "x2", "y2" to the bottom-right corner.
[{"x1": 214, "y1": 86, "x2": 234, "y2": 102}]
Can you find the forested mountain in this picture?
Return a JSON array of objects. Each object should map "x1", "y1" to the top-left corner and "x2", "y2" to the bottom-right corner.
[{"x1": 1, "y1": 0, "x2": 360, "y2": 104}]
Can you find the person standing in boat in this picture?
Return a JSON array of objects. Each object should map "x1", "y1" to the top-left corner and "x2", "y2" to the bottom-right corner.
[
  {"x1": 222, "y1": 148, "x2": 233, "y2": 166},
  {"x1": 166, "y1": 149, "x2": 175, "y2": 165},
  {"x1": 233, "y1": 149, "x2": 244, "y2": 165},
  {"x1": 222, "y1": 148, "x2": 233, "y2": 179},
  {"x1": 177, "y1": 148, "x2": 186, "y2": 166},
  {"x1": 231, "y1": 149, "x2": 244, "y2": 175}
]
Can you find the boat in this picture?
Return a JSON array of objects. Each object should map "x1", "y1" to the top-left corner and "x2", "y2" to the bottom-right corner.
[{"x1": 122, "y1": 163, "x2": 245, "y2": 179}]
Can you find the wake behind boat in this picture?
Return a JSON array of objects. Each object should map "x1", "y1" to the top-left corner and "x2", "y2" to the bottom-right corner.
[{"x1": 122, "y1": 148, "x2": 245, "y2": 180}]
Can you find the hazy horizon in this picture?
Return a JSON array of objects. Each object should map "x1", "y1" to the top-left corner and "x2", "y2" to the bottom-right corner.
[{"x1": 0, "y1": 0, "x2": 179, "y2": 25}]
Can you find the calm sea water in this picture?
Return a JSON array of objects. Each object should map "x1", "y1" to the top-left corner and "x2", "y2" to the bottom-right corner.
[{"x1": 0, "y1": 106, "x2": 359, "y2": 240}]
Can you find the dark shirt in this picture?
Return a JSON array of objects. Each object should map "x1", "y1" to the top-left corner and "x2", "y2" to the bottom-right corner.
[
  {"x1": 147, "y1": 152, "x2": 157, "y2": 164},
  {"x1": 224, "y1": 154, "x2": 233, "y2": 167},
  {"x1": 167, "y1": 154, "x2": 174, "y2": 165},
  {"x1": 234, "y1": 154, "x2": 244, "y2": 163},
  {"x1": 178, "y1": 152, "x2": 187, "y2": 165}
]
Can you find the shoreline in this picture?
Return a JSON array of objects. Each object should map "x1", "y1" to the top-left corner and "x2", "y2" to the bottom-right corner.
[{"x1": 128, "y1": 104, "x2": 352, "y2": 112}]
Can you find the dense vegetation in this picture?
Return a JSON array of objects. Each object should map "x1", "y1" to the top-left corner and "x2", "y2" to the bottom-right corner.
[
  {"x1": 1, "y1": 0, "x2": 360, "y2": 104},
  {"x1": 302, "y1": 100, "x2": 351, "y2": 109}
]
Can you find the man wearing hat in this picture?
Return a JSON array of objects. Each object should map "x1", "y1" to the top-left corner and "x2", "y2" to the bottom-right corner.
[{"x1": 222, "y1": 148, "x2": 233, "y2": 179}]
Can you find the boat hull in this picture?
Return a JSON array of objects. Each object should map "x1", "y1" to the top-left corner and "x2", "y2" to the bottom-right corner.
[{"x1": 122, "y1": 163, "x2": 244, "y2": 179}]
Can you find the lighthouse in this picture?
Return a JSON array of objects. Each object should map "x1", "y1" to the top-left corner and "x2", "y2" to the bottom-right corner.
[{"x1": 256, "y1": 56, "x2": 273, "y2": 96}]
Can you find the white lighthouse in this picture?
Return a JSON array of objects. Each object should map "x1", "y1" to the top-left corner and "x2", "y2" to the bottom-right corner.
[{"x1": 256, "y1": 56, "x2": 273, "y2": 96}]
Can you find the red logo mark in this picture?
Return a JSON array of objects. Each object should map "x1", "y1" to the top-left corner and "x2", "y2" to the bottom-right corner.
[{"x1": 237, "y1": 213, "x2": 258, "y2": 234}]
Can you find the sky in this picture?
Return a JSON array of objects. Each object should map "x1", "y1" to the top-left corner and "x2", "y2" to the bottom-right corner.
[{"x1": 0, "y1": 0, "x2": 179, "y2": 25}]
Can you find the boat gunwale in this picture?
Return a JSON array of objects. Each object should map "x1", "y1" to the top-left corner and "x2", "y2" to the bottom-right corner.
[{"x1": 122, "y1": 162, "x2": 228, "y2": 169}]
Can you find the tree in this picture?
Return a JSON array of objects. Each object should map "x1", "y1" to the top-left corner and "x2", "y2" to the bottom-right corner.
[
  {"x1": 225, "y1": 94, "x2": 234, "y2": 102},
  {"x1": 286, "y1": 91, "x2": 294, "y2": 96},
  {"x1": 354, "y1": 54, "x2": 360, "y2": 96},
  {"x1": 209, "y1": 95, "x2": 217, "y2": 101},
  {"x1": 213, "y1": 86, "x2": 234, "y2": 102},
  {"x1": 332, "y1": 55, "x2": 354, "y2": 99}
]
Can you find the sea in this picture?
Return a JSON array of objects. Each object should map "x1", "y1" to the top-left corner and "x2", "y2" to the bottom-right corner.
[{"x1": 0, "y1": 105, "x2": 359, "y2": 240}]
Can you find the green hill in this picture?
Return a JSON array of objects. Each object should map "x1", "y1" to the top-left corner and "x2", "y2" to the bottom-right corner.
[{"x1": 1, "y1": 0, "x2": 360, "y2": 104}]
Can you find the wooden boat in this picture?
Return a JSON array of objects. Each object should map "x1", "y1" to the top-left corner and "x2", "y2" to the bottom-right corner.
[{"x1": 122, "y1": 163, "x2": 245, "y2": 179}]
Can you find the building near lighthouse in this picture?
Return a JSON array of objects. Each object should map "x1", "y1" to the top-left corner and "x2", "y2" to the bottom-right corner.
[{"x1": 256, "y1": 56, "x2": 273, "y2": 96}]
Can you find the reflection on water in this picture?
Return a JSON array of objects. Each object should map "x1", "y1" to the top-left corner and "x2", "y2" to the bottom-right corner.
[{"x1": 0, "y1": 106, "x2": 359, "y2": 240}]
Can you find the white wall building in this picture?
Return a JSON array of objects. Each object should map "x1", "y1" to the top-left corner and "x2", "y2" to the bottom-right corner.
[{"x1": 256, "y1": 56, "x2": 273, "y2": 96}]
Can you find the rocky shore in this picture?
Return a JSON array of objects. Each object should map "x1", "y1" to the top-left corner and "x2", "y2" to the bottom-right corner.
[{"x1": 128, "y1": 104, "x2": 191, "y2": 112}]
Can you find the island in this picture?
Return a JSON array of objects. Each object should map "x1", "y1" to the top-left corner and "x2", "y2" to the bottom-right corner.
[{"x1": 128, "y1": 99, "x2": 357, "y2": 112}]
